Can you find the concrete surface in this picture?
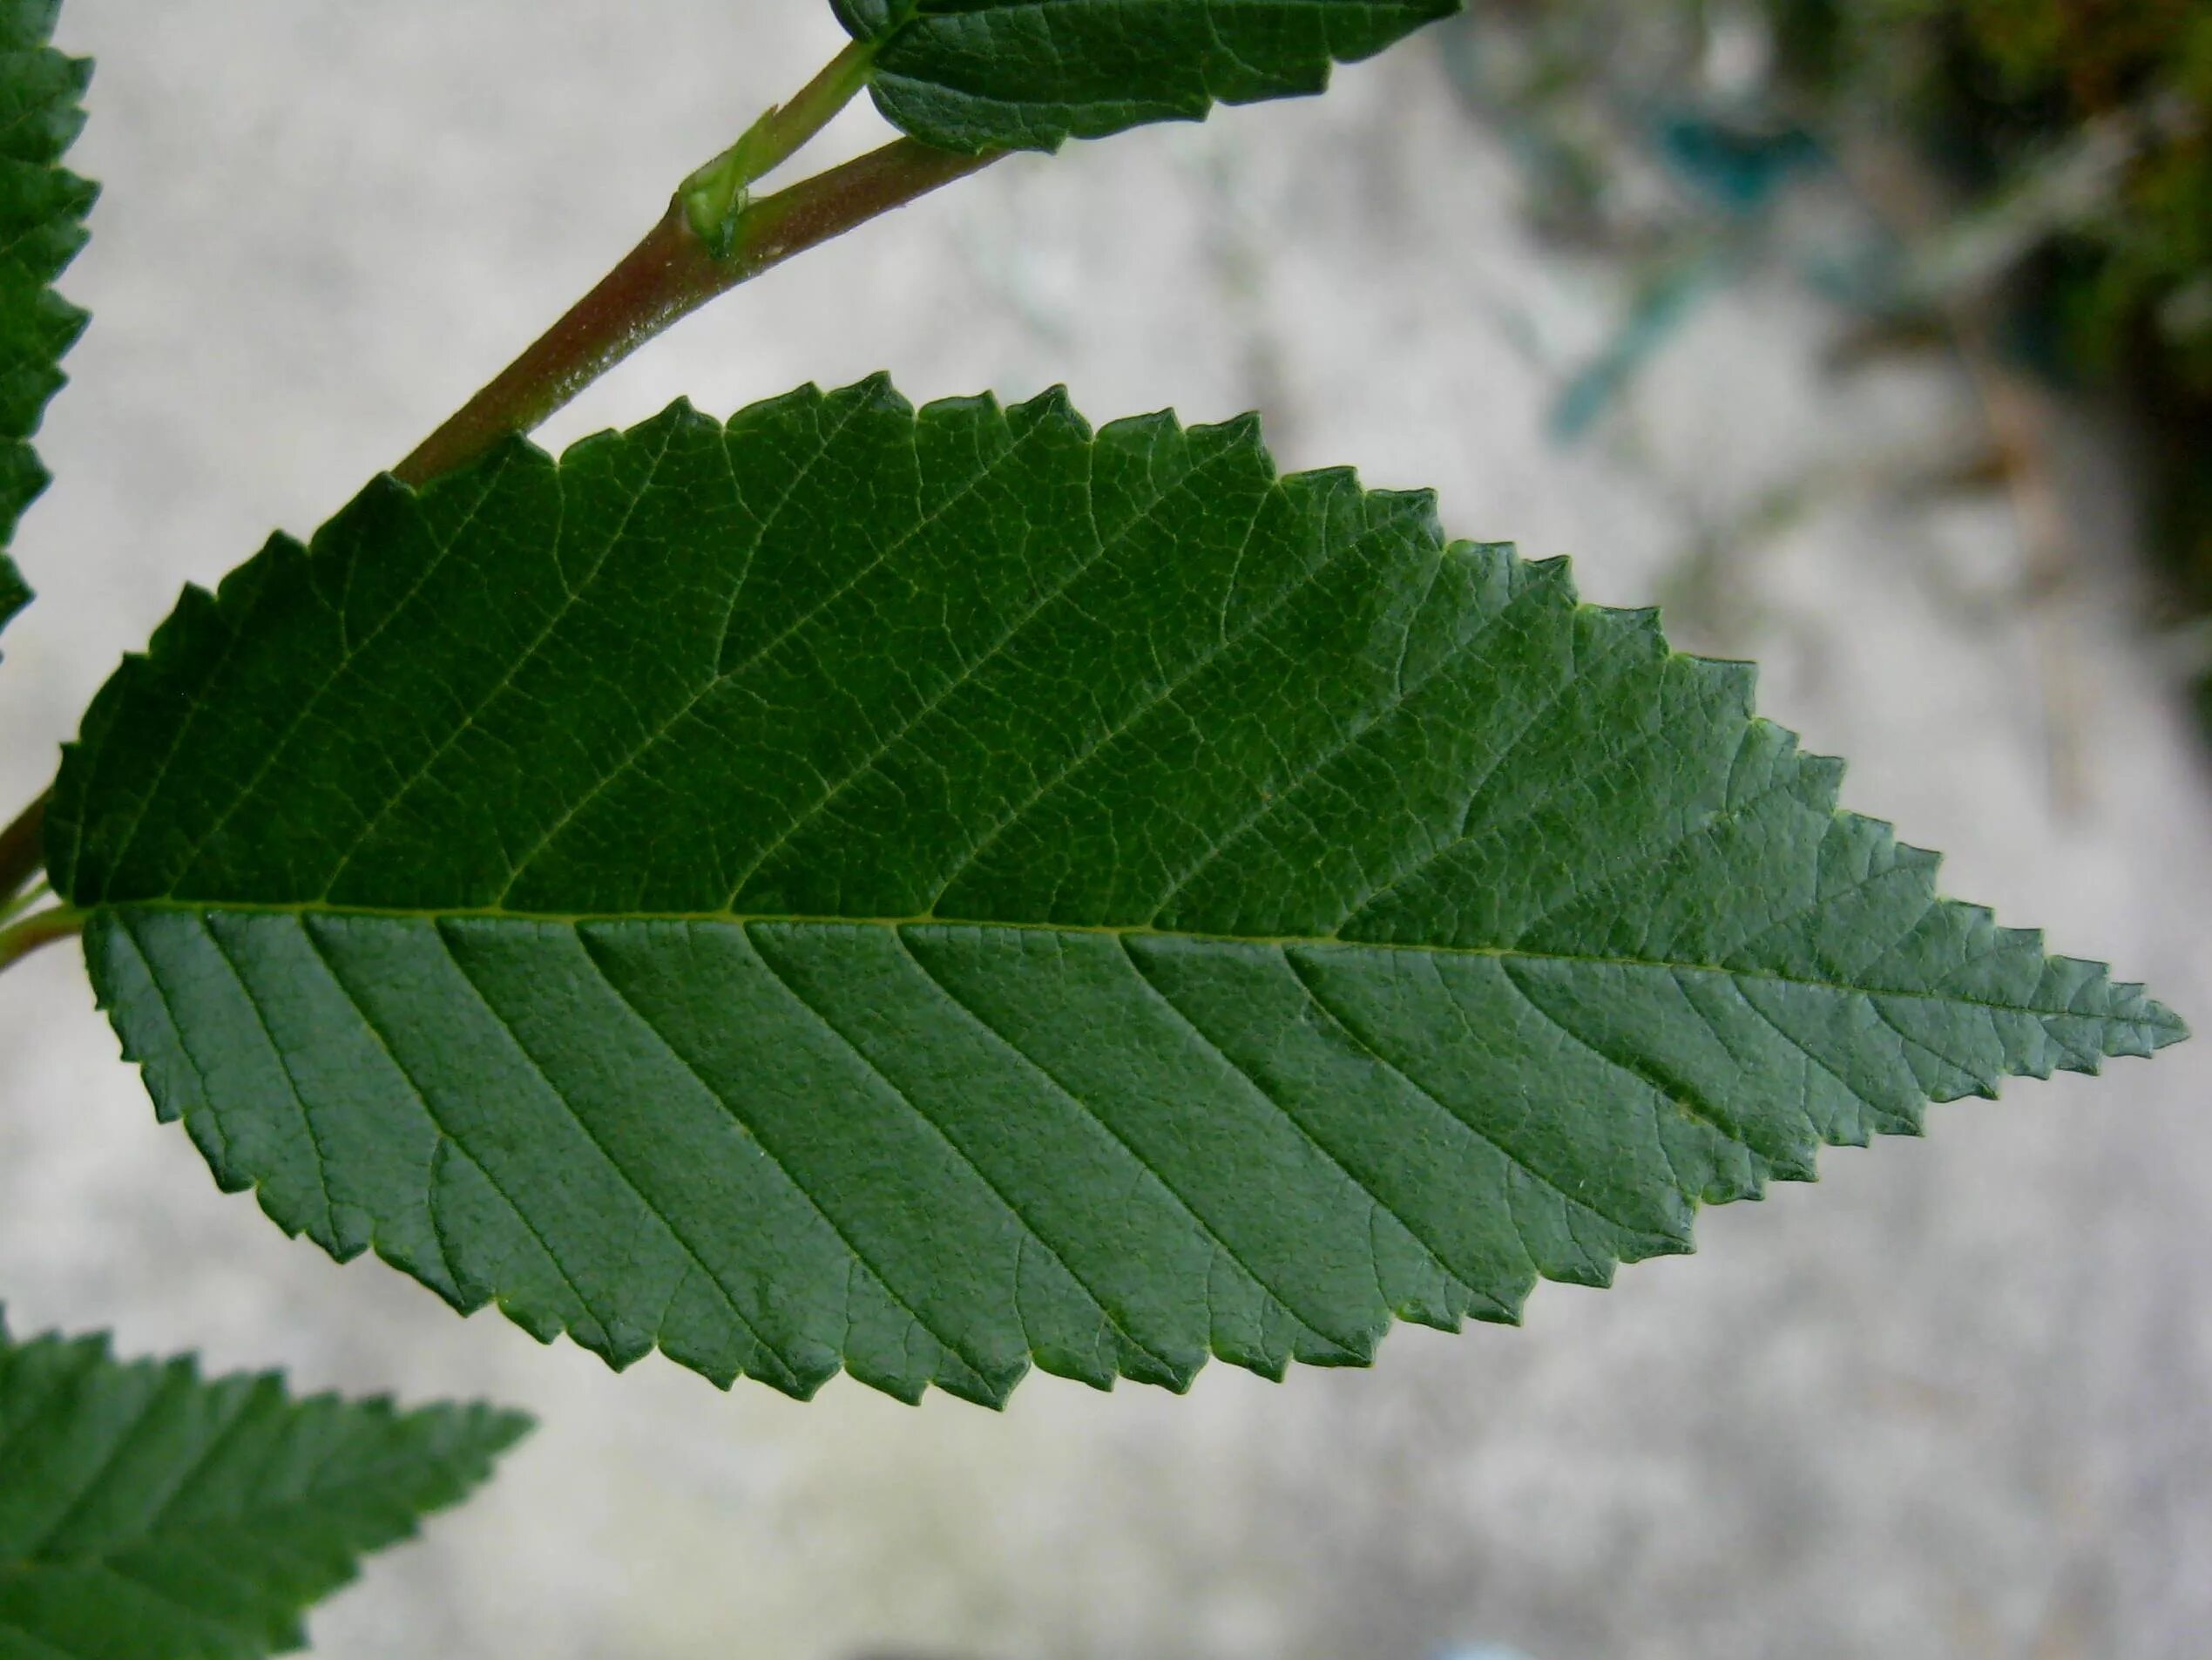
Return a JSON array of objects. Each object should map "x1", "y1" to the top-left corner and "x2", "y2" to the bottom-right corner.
[{"x1": 2, "y1": 5, "x2": 2208, "y2": 1657}]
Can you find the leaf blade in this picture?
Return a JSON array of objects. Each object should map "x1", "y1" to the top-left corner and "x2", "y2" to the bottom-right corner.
[
  {"x1": 0, "y1": 1317, "x2": 529, "y2": 1660},
  {"x1": 52, "y1": 380, "x2": 2186, "y2": 1406},
  {"x1": 835, "y1": 0, "x2": 1465, "y2": 153}
]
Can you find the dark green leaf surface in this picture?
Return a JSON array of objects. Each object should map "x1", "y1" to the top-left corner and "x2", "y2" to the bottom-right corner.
[
  {"x1": 835, "y1": 0, "x2": 1463, "y2": 152},
  {"x1": 0, "y1": 1316, "x2": 528, "y2": 1659},
  {"x1": 0, "y1": 0, "x2": 96, "y2": 654},
  {"x1": 51, "y1": 379, "x2": 2184, "y2": 1406}
]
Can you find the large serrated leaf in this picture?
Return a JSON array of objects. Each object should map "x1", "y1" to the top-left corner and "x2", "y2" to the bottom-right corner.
[
  {"x1": 0, "y1": 0, "x2": 95, "y2": 656},
  {"x1": 835, "y1": 0, "x2": 1464, "y2": 153},
  {"x1": 0, "y1": 1314, "x2": 529, "y2": 1660},
  {"x1": 49, "y1": 378, "x2": 2184, "y2": 1406}
]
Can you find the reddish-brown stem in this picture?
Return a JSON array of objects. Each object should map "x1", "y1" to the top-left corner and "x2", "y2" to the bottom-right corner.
[
  {"x1": 393, "y1": 207, "x2": 711, "y2": 487},
  {"x1": 0, "y1": 790, "x2": 45, "y2": 901},
  {"x1": 396, "y1": 139, "x2": 1001, "y2": 488}
]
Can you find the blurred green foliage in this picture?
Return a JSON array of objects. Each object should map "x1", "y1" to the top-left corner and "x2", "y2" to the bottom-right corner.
[
  {"x1": 1779, "y1": 0, "x2": 2212, "y2": 392},
  {"x1": 1449, "y1": 0, "x2": 2212, "y2": 686},
  {"x1": 1864, "y1": 0, "x2": 2212, "y2": 623}
]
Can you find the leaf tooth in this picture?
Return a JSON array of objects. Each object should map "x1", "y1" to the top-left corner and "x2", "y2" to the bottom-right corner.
[
  {"x1": 1186, "y1": 406, "x2": 1265, "y2": 453},
  {"x1": 918, "y1": 383, "x2": 1008, "y2": 425},
  {"x1": 1519, "y1": 551, "x2": 1580, "y2": 602}
]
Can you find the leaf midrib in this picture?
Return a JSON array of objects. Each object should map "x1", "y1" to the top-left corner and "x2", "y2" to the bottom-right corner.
[
  {"x1": 95, "y1": 900, "x2": 2158, "y2": 1026},
  {"x1": 0, "y1": 1447, "x2": 498, "y2": 1577}
]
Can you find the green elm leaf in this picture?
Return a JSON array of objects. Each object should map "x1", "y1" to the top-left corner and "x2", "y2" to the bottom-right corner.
[
  {"x1": 0, "y1": 1314, "x2": 529, "y2": 1660},
  {"x1": 48, "y1": 378, "x2": 2185, "y2": 1407},
  {"x1": 834, "y1": 0, "x2": 1465, "y2": 153},
  {"x1": 0, "y1": 0, "x2": 97, "y2": 656}
]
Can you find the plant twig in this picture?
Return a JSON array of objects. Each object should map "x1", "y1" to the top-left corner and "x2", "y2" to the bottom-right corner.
[
  {"x1": 397, "y1": 137, "x2": 1001, "y2": 489},
  {"x1": 0, "y1": 905, "x2": 81, "y2": 974}
]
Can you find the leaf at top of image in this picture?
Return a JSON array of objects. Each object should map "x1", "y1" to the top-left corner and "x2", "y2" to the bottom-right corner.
[
  {"x1": 834, "y1": 0, "x2": 1465, "y2": 152},
  {"x1": 0, "y1": 1314, "x2": 530, "y2": 1660},
  {"x1": 48, "y1": 376, "x2": 2185, "y2": 1407},
  {"x1": 0, "y1": 0, "x2": 98, "y2": 654}
]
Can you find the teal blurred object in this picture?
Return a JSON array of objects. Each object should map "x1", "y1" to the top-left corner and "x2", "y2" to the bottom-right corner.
[
  {"x1": 1550, "y1": 252, "x2": 1728, "y2": 440},
  {"x1": 1657, "y1": 112, "x2": 1822, "y2": 215},
  {"x1": 1549, "y1": 112, "x2": 1827, "y2": 439}
]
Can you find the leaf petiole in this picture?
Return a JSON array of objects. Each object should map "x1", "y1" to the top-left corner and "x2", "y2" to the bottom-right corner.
[
  {"x1": 0, "y1": 878, "x2": 51, "y2": 929},
  {"x1": 0, "y1": 904, "x2": 82, "y2": 975},
  {"x1": 680, "y1": 38, "x2": 879, "y2": 258}
]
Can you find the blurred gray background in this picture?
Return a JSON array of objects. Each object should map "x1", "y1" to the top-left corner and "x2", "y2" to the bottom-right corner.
[{"x1": 3, "y1": 4, "x2": 2209, "y2": 1657}]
